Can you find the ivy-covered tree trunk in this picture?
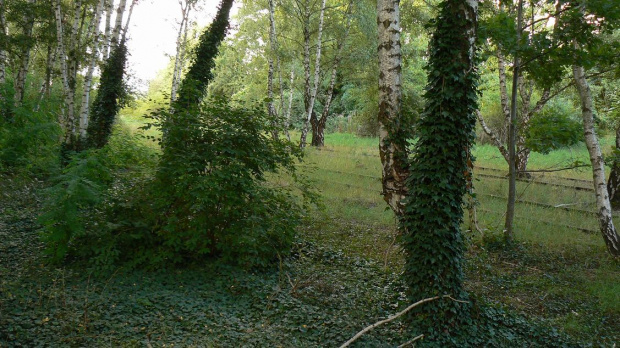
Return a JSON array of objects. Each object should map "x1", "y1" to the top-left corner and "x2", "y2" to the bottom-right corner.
[
  {"x1": 171, "y1": 0, "x2": 233, "y2": 112},
  {"x1": 401, "y1": 0, "x2": 478, "y2": 330},
  {"x1": 573, "y1": 64, "x2": 620, "y2": 257},
  {"x1": 377, "y1": 0, "x2": 408, "y2": 216},
  {"x1": 85, "y1": 42, "x2": 127, "y2": 149},
  {"x1": 607, "y1": 127, "x2": 620, "y2": 210}
]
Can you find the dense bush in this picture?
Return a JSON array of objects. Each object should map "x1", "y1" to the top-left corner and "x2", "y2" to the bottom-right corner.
[
  {"x1": 141, "y1": 100, "x2": 314, "y2": 268},
  {"x1": 526, "y1": 99, "x2": 582, "y2": 154},
  {"x1": 0, "y1": 88, "x2": 62, "y2": 175}
]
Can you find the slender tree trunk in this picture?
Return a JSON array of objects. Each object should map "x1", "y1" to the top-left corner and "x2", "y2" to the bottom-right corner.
[
  {"x1": 267, "y1": 0, "x2": 279, "y2": 140},
  {"x1": 110, "y1": 0, "x2": 127, "y2": 47},
  {"x1": 311, "y1": 0, "x2": 354, "y2": 147},
  {"x1": 35, "y1": 45, "x2": 58, "y2": 111},
  {"x1": 78, "y1": 0, "x2": 105, "y2": 139},
  {"x1": 608, "y1": 127, "x2": 620, "y2": 210},
  {"x1": 497, "y1": 51, "x2": 511, "y2": 140},
  {"x1": 505, "y1": 0, "x2": 523, "y2": 242},
  {"x1": 299, "y1": 0, "x2": 326, "y2": 149},
  {"x1": 14, "y1": 0, "x2": 37, "y2": 107},
  {"x1": 120, "y1": 0, "x2": 137, "y2": 43},
  {"x1": 0, "y1": 0, "x2": 7, "y2": 110},
  {"x1": 573, "y1": 64, "x2": 620, "y2": 257},
  {"x1": 102, "y1": 0, "x2": 114, "y2": 60},
  {"x1": 55, "y1": 0, "x2": 73, "y2": 140},
  {"x1": 377, "y1": 0, "x2": 408, "y2": 216},
  {"x1": 171, "y1": 0, "x2": 191, "y2": 103},
  {"x1": 284, "y1": 70, "x2": 294, "y2": 141}
]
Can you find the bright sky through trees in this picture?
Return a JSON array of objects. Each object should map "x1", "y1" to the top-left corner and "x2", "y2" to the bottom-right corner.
[{"x1": 125, "y1": 0, "x2": 239, "y2": 90}]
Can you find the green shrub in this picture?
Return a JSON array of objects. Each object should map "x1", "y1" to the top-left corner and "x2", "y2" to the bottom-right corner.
[
  {"x1": 0, "y1": 90, "x2": 62, "y2": 175},
  {"x1": 136, "y1": 99, "x2": 314, "y2": 268},
  {"x1": 526, "y1": 99, "x2": 582, "y2": 154}
]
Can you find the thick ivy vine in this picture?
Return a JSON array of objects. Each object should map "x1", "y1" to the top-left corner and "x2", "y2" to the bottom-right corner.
[
  {"x1": 400, "y1": 0, "x2": 479, "y2": 333},
  {"x1": 85, "y1": 42, "x2": 128, "y2": 150}
]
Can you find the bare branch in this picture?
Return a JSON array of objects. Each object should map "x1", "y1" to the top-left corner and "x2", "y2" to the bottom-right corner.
[{"x1": 339, "y1": 295, "x2": 468, "y2": 348}]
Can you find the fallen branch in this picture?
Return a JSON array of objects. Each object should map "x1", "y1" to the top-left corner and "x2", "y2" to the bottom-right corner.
[
  {"x1": 398, "y1": 334, "x2": 425, "y2": 347},
  {"x1": 339, "y1": 295, "x2": 468, "y2": 348}
]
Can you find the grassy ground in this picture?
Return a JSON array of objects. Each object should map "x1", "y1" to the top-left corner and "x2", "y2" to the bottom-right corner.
[{"x1": 1, "y1": 129, "x2": 618, "y2": 346}]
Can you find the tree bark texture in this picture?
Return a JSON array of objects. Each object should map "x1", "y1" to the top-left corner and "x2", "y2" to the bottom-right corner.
[
  {"x1": 267, "y1": 0, "x2": 279, "y2": 140},
  {"x1": 14, "y1": 0, "x2": 37, "y2": 107},
  {"x1": 102, "y1": 0, "x2": 114, "y2": 60},
  {"x1": 54, "y1": 0, "x2": 77, "y2": 142},
  {"x1": 171, "y1": 0, "x2": 192, "y2": 103},
  {"x1": 110, "y1": 0, "x2": 127, "y2": 47},
  {"x1": 79, "y1": 0, "x2": 105, "y2": 138},
  {"x1": 573, "y1": 64, "x2": 620, "y2": 257},
  {"x1": 310, "y1": 0, "x2": 354, "y2": 147},
  {"x1": 608, "y1": 127, "x2": 620, "y2": 210},
  {"x1": 299, "y1": 0, "x2": 326, "y2": 149},
  {"x1": 0, "y1": 0, "x2": 7, "y2": 108},
  {"x1": 377, "y1": 0, "x2": 408, "y2": 216}
]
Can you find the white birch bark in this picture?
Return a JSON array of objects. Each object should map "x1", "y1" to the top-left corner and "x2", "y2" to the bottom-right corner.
[
  {"x1": 267, "y1": 0, "x2": 279, "y2": 139},
  {"x1": 284, "y1": 70, "x2": 294, "y2": 141},
  {"x1": 299, "y1": 0, "x2": 326, "y2": 148},
  {"x1": 102, "y1": 0, "x2": 114, "y2": 60},
  {"x1": 79, "y1": 0, "x2": 105, "y2": 138},
  {"x1": 54, "y1": 0, "x2": 75, "y2": 139},
  {"x1": 0, "y1": 0, "x2": 7, "y2": 96},
  {"x1": 377, "y1": 0, "x2": 407, "y2": 216},
  {"x1": 171, "y1": 0, "x2": 192, "y2": 103},
  {"x1": 14, "y1": 0, "x2": 37, "y2": 107},
  {"x1": 121, "y1": 0, "x2": 138, "y2": 43},
  {"x1": 312, "y1": 0, "x2": 354, "y2": 146},
  {"x1": 573, "y1": 64, "x2": 620, "y2": 257},
  {"x1": 110, "y1": 0, "x2": 127, "y2": 47}
]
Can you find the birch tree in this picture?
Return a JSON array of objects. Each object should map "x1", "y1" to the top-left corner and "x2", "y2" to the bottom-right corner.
[
  {"x1": 310, "y1": 0, "x2": 353, "y2": 147},
  {"x1": 377, "y1": 0, "x2": 408, "y2": 216},
  {"x1": 0, "y1": 0, "x2": 7, "y2": 110},
  {"x1": 171, "y1": 0, "x2": 194, "y2": 103},
  {"x1": 299, "y1": 0, "x2": 326, "y2": 149},
  {"x1": 78, "y1": 0, "x2": 105, "y2": 138},
  {"x1": 13, "y1": 0, "x2": 37, "y2": 107},
  {"x1": 102, "y1": 0, "x2": 114, "y2": 60}
]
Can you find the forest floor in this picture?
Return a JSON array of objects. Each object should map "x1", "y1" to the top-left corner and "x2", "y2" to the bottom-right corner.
[{"x1": 1, "y1": 132, "x2": 619, "y2": 347}]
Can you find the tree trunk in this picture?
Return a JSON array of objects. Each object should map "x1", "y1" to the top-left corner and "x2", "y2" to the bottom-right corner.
[
  {"x1": 608, "y1": 127, "x2": 620, "y2": 210},
  {"x1": 102, "y1": 0, "x2": 114, "y2": 60},
  {"x1": 505, "y1": 0, "x2": 523, "y2": 242},
  {"x1": 0, "y1": 0, "x2": 7, "y2": 110},
  {"x1": 299, "y1": 0, "x2": 326, "y2": 149},
  {"x1": 310, "y1": 115, "x2": 326, "y2": 146},
  {"x1": 55, "y1": 0, "x2": 77, "y2": 143},
  {"x1": 14, "y1": 0, "x2": 37, "y2": 108},
  {"x1": 573, "y1": 64, "x2": 620, "y2": 257},
  {"x1": 110, "y1": 0, "x2": 127, "y2": 47},
  {"x1": 171, "y1": 1, "x2": 191, "y2": 103},
  {"x1": 78, "y1": 0, "x2": 105, "y2": 139},
  {"x1": 310, "y1": 0, "x2": 354, "y2": 147},
  {"x1": 284, "y1": 70, "x2": 294, "y2": 141},
  {"x1": 377, "y1": 0, "x2": 408, "y2": 216},
  {"x1": 121, "y1": 0, "x2": 137, "y2": 42},
  {"x1": 35, "y1": 45, "x2": 57, "y2": 111},
  {"x1": 267, "y1": 0, "x2": 279, "y2": 140}
]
